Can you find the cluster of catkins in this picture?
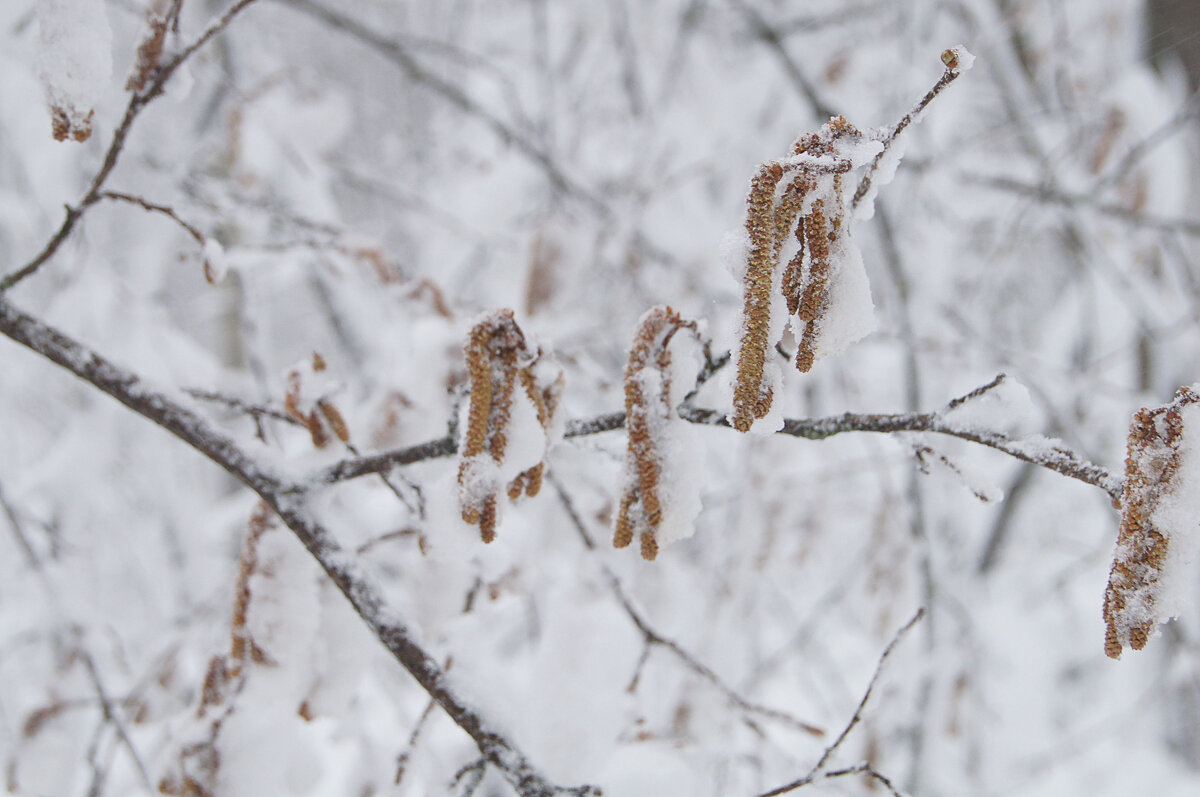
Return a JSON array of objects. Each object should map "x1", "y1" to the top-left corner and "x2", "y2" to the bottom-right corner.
[
  {"x1": 731, "y1": 116, "x2": 874, "y2": 433},
  {"x1": 457, "y1": 309, "x2": 563, "y2": 543},
  {"x1": 614, "y1": 306, "x2": 702, "y2": 561},
  {"x1": 1103, "y1": 386, "x2": 1200, "y2": 658}
]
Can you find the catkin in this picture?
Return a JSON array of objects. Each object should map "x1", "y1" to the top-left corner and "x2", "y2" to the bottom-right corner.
[
  {"x1": 1103, "y1": 386, "x2": 1198, "y2": 658},
  {"x1": 616, "y1": 306, "x2": 699, "y2": 560},
  {"x1": 731, "y1": 163, "x2": 786, "y2": 433},
  {"x1": 731, "y1": 117, "x2": 862, "y2": 428},
  {"x1": 457, "y1": 310, "x2": 561, "y2": 542}
]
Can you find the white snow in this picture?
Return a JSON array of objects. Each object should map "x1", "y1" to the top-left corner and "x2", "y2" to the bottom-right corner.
[
  {"x1": 1147, "y1": 398, "x2": 1200, "y2": 624},
  {"x1": 36, "y1": 0, "x2": 112, "y2": 141}
]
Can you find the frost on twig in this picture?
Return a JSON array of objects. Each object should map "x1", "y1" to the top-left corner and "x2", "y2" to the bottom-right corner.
[
  {"x1": 1104, "y1": 386, "x2": 1200, "y2": 659},
  {"x1": 458, "y1": 309, "x2": 564, "y2": 542},
  {"x1": 615, "y1": 306, "x2": 704, "y2": 560},
  {"x1": 730, "y1": 116, "x2": 879, "y2": 433}
]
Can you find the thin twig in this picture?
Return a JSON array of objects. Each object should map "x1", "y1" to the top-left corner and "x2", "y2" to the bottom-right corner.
[
  {"x1": 0, "y1": 0, "x2": 262, "y2": 293},
  {"x1": 76, "y1": 642, "x2": 156, "y2": 794},
  {"x1": 550, "y1": 476, "x2": 825, "y2": 738},
  {"x1": 963, "y1": 172, "x2": 1200, "y2": 237},
  {"x1": 0, "y1": 481, "x2": 41, "y2": 570},
  {"x1": 757, "y1": 608, "x2": 925, "y2": 797},
  {"x1": 275, "y1": 0, "x2": 607, "y2": 215},
  {"x1": 98, "y1": 191, "x2": 208, "y2": 245},
  {"x1": 851, "y1": 64, "x2": 964, "y2": 212},
  {"x1": 313, "y1": 388, "x2": 1121, "y2": 500}
]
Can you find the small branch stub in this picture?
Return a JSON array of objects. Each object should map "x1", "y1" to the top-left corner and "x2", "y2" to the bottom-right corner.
[{"x1": 458, "y1": 309, "x2": 563, "y2": 543}]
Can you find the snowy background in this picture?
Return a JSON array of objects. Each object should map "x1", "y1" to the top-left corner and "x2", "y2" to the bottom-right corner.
[{"x1": 4, "y1": 0, "x2": 1200, "y2": 795}]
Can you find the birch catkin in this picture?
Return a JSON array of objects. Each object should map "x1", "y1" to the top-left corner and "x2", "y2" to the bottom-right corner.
[
  {"x1": 457, "y1": 309, "x2": 562, "y2": 542},
  {"x1": 730, "y1": 116, "x2": 866, "y2": 431},
  {"x1": 1103, "y1": 386, "x2": 1199, "y2": 658},
  {"x1": 616, "y1": 306, "x2": 699, "y2": 561}
]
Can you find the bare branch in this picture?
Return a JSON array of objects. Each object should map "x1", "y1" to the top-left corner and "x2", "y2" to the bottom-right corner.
[
  {"x1": 757, "y1": 608, "x2": 925, "y2": 797},
  {"x1": 274, "y1": 0, "x2": 608, "y2": 215},
  {"x1": 76, "y1": 642, "x2": 155, "y2": 795},
  {"x1": 851, "y1": 62, "x2": 965, "y2": 212},
  {"x1": 98, "y1": 192, "x2": 208, "y2": 245},
  {"x1": 550, "y1": 476, "x2": 825, "y2": 737},
  {"x1": 963, "y1": 172, "x2": 1200, "y2": 237}
]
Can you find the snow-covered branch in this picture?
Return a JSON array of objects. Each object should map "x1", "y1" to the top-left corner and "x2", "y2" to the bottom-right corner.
[
  {"x1": 313, "y1": 380, "x2": 1121, "y2": 500},
  {"x1": 0, "y1": 295, "x2": 599, "y2": 797}
]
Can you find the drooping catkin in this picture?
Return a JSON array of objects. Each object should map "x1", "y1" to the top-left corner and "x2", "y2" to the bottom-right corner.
[
  {"x1": 457, "y1": 309, "x2": 562, "y2": 542},
  {"x1": 730, "y1": 163, "x2": 786, "y2": 433},
  {"x1": 731, "y1": 117, "x2": 867, "y2": 430},
  {"x1": 1103, "y1": 386, "x2": 1200, "y2": 658},
  {"x1": 616, "y1": 306, "x2": 700, "y2": 561}
]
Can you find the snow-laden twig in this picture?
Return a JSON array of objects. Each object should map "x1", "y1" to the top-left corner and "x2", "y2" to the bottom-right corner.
[
  {"x1": 0, "y1": 0, "x2": 264, "y2": 293},
  {"x1": 0, "y1": 295, "x2": 600, "y2": 797},
  {"x1": 850, "y1": 49, "x2": 970, "y2": 212},
  {"x1": 313, "y1": 379, "x2": 1121, "y2": 500},
  {"x1": 757, "y1": 608, "x2": 924, "y2": 797}
]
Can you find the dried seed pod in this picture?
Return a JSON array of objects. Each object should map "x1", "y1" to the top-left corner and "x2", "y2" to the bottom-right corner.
[
  {"x1": 457, "y1": 310, "x2": 562, "y2": 542},
  {"x1": 615, "y1": 306, "x2": 701, "y2": 560},
  {"x1": 1103, "y1": 386, "x2": 1200, "y2": 658}
]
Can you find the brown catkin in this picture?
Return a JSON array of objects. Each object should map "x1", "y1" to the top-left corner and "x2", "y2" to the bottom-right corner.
[
  {"x1": 457, "y1": 310, "x2": 561, "y2": 542},
  {"x1": 1103, "y1": 387, "x2": 1199, "y2": 658},
  {"x1": 731, "y1": 163, "x2": 785, "y2": 433},
  {"x1": 616, "y1": 307, "x2": 698, "y2": 560}
]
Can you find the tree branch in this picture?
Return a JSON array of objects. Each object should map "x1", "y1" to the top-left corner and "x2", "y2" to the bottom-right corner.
[
  {"x1": 549, "y1": 476, "x2": 825, "y2": 738},
  {"x1": 312, "y1": 387, "x2": 1121, "y2": 501},
  {"x1": 0, "y1": 294, "x2": 599, "y2": 797},
  {"x1": 757, "y1": 608, "x2": 925, "y2": 797},
  {"x1": 0, "y1": 0, "x2": 263, "y2": 293}
]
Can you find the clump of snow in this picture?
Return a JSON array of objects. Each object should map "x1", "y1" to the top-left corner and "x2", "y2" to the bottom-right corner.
[
  {"x1": 36, "y1": 0, "x2": 112, "y2": 142},
  {"x1": 794, "y1": 232, "x2": 876, "y2": 364},
  {"x1": 945, "y1": 45, "x2": 976, "y2": 72},
  {"x1": 852, "y1": 134, "x2": 905, "y2": 222},
  {"x1": 203, "y1": 238, "x2": 229, "y2": 284},
  {"x1": 1147, "y1": 398, "x2": 1200, "y2": 623}
]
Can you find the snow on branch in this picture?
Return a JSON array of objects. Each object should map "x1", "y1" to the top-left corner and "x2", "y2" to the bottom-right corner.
[
  {"x1": 313, "y1": 374, "x2": 1120, "y2": 502},
  {"x1": 1104, "y1": 386, "x2": 1200, "y2": 659},
  {"x1": 614, "y1": 306, "x2": 704, "y2": 560},
  {"x1": 458, "y1": 309, "x2": 564, "y2": 542},
  {"x1": 0, "y1": 295, "x2": 598, "y2": 797}
]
